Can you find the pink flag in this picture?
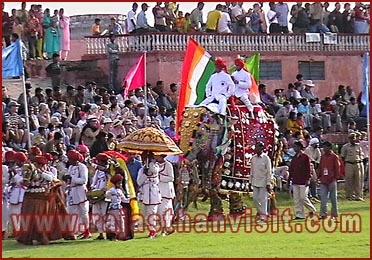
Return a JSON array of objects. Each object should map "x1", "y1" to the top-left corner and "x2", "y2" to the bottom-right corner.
[{"x1": 123, "y1": 53, "x2": 145, "y2": 98}]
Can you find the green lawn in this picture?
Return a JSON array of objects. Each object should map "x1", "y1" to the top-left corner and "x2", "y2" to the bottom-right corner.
[{"x1": 2, "y1": 192, "x2": 370, "y2": 258}]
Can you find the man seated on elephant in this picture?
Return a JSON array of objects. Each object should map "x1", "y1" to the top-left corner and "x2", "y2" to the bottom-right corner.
[{"x1": 199, "y1": 58, "x2": 235, "y2": 116}]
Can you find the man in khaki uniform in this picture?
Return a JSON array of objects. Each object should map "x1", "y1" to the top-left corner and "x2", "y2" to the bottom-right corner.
[{"x1": 340, "y1": 133, "x2": 365, "y2": 201}]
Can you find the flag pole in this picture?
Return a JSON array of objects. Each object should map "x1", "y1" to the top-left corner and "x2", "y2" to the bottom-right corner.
[
  {"x1": 366, "y1": 53, "x2": 370, "y2": 189},
  {"x1": 144, "y1": 52, "x2": 147, "y2": 127},
  {"x1": 21, "y1": 75, "x2": 32, "y2": 149},
  {"x1": 360, "y1": 52, "x2": 370, "y2": 191}
]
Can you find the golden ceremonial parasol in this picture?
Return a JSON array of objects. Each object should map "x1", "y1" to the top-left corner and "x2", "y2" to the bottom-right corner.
[{"x1": 117, "y1": 127, "x2": 183, "y2": 155}]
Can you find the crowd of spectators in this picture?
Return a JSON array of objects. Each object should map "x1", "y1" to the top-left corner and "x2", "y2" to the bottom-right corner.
[
  {"x1": 89, "y1": 2, "x2": 370, "y2": 35},
  {"x1": 260, "y1": 75, "x2": 369, "y2": 196},
  {"x1": 2, "y1": 80, "x2": 178, "y2": 155},
  {"x1": 1, "y1": 2, "x2": 370, "y2": 244},
  {"x1": 260, "y1": 74, "x2": 368, "y2": 136},
  {"x1": 2, "y1": 2, "x2": 70, "y2": 60}
]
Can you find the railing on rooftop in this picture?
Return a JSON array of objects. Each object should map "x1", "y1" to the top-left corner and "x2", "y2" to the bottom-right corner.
[{"x1": 84, "y1": 33, "x2": 370, "y2": 55}]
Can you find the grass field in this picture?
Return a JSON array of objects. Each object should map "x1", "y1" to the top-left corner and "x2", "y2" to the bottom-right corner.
[{"x1": 2, "y1": 192, "x2": 370, "y2": 258}]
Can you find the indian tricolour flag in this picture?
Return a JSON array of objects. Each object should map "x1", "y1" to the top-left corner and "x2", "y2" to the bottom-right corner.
[{"x1": 176, "y1": 38, "x2": 215, "y2": 131}]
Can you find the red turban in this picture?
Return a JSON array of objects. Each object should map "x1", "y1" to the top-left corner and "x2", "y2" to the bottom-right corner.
[
  {"x1": 14, "y1": 152, "x2": 28, "y2": 163},
  {"x1": 215, "y1": 57, "x2": 227, "y2": 71},
  {"x1": 95, "y1": 153, "x2": 110, "y2": 163},
  {"x1": 29, "y1": 146, "x2": 42, "y2": 156},
  {"x1": 44, "y1": 153, "x2": 54, "y2": 161},
  {"x1": 34, "y1": 155, "x2": 48, "y2": 165},
  {"x1": 67, "y1": 150, "x2": 82, "y2": 162},
  {"x1": 76, "y1": 144, "x2": 89, "y2": 154},
  {"x1": 234, "y1": 58, "x2": 245, "y2": 68},
  {"x1": 5, "y1": 150, "x2": 16, "y2": 162},
  {"x1": 78, "y1": 153, "x2": 84, "y2": 163},
  {"x1": 110, "y1": 174, "x2": 123, "y2": 185}
]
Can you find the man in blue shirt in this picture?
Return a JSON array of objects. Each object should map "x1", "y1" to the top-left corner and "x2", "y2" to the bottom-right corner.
[
  {"x1": 125, "y1": 152, "x2": 143, "y2": 192},
  {"x1": 136, "y1": 3, "x2": 158, "y2": 33},
  {"x1": 297, "y1": 98, "x2": 311, "y2": 129},
  {"x1": 275, "y1": 2, "x2": 289, "y2": 33},
  {"x1": 108, "y1": 17, "x2": 123, "y2": 35}
]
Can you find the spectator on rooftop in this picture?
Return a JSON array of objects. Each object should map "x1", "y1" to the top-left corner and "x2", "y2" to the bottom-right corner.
[
  {"x1": 275, "y1": 2, "x2": 289, "y2": 33},
  {"x1": 190, "y1": 2, "x2": 204, "y2": 32},
  {"x1": 136, "y1": 3, "x2": 158, "y2": 33},
  {"x1": 59, "y1": 8, "x2": 70, "y2": 60},
  {"x1": 91, "y1": 18, "x2": 101, "y2": 36},
  {"x1": 153, "y1": 2, "x2": 168, "y2": 32},
  {"x1": 127, "y1": 3, "x2": 138, "y2": 34},
  {"x1": 108, "y1": 17, "x2": 123, "y2": 35},
  {"x1": 43, "y1": 8, "x2": 61, "y2": 60}
]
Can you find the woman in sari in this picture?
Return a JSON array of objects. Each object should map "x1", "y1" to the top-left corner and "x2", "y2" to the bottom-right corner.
[
  {"x1": 43, "y1": 8, "x2": 61, "y2": 59},
  {"x1": 59, "y1": 8, "x2": 70, "y2": 60}
]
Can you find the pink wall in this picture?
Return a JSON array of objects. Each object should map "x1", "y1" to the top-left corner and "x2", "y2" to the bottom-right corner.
[
  {"x1": 105, "y1": 51, "x2": 364, "y2": 98},
  {"x1": 260, "y1": 54, "x2": 364, "y2": 98}
]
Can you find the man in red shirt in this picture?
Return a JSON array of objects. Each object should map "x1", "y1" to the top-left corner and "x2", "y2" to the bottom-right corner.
[
  {"x1": 318, "y1": 141, "x2": 340, "y2": 220},
  {"x1": 289, "y1": 141, "x2": 316, "y2": 219}
]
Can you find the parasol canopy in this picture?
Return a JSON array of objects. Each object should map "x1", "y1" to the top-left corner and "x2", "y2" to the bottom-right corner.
[{"x1": 117, "y1": 127, "x2": 183, "y2": 155}]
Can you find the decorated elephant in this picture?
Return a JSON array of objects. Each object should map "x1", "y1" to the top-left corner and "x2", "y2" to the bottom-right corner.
[{"x1": 178, "y1": 100, "x2": 278, "y2": 219}]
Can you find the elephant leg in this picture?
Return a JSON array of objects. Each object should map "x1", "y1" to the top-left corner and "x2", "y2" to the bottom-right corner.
[
  {"x1": 208, "y1": 189, "x2": 224, "y2": 220},
  {"x1": 229, "y1": 192, "x2": 247, "y2": 214}
]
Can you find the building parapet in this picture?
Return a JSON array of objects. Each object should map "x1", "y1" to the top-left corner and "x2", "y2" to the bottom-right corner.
[{"x1": 84, "y1": 33, "x2": 370, "y2": 55}]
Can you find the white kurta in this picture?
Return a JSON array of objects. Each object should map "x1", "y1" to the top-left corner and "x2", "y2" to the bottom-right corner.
[
  {"x1": 91, "y1": 169, "x2": 109, "y2": 190},
  {"x1": 2, "y1": 165, "x2": 9, "y2": 198},
  {"x1": 2, "y1": 165, "x2": 9, "y2": 232},
  {"x1": 67, "y1": 163, "x2": 90, "y2": 234},
  {"x1": 8, "y1": 167, "x2": 25, "y2": 205},
  {"x1": 67, "y1": 163, "x2": 88, "y2": 206},
  {"x1": 91, "y1": 169, "x2": 110, "y2": 233},
  {"x1": 157, "y1": 160, "x2": 175, "y2": 229},
  {"x1": 48, "y1": 166, "x2": 58, "y2": 179},
  {"x1": 106, "y1": 187, "x2": 130, "y2": 210},
  {"x1": 232, "y1": 68, "x2": 254, "y2": 111},
  {"x1": 158, "y1": 161, "x2": 175, "y2": 199},
  {"x1": 199, "y1": 71, "x2": 235, "y2": 115},
  {"x1": 137, "y1": 162, "x2": 162, "y2": 205},
  {"x1": 232, "y1": 69, "x2": 252, "y2": 98}
]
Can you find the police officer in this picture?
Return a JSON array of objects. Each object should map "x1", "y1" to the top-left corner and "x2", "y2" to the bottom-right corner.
[{"x1": 340, "y1": 133, "x2": 365, "y2": 201}]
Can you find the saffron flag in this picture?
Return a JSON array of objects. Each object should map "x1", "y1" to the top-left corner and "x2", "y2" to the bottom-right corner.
[
  {"x1": 361, "y1": 52, "x2": 369, "y2": 106},
  {"x1": 2, "y1": 40, "x2": 24, "y2": 78},
  {"x1": 123, "y1": 53, "x2": 145, "y2": 98},
  {"x1": 176, "y1": 38, "x2": 215, "y2": 130},
  {"x1": 228, "y1": 53, "x2": 261, "y2": 104}
]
